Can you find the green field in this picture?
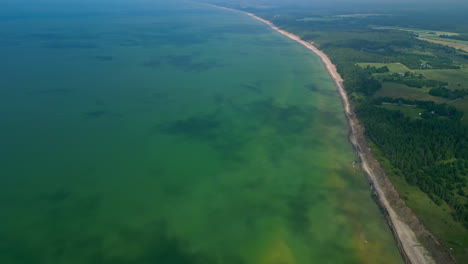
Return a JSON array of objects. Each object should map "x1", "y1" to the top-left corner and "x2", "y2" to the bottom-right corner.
[
  {"x1": 368, "y1": 140, "x2": 468, "y2": 261},
  {"x1": 380, "y1": 104, "x2": 424, "y2": 119},
  {"x1": 374, "y1": 82, "x2": 447, "y2": 102},
  {"x1": 363, "y1": 63, "x2": 468, "y2": 124},
  {"x1": 357, "y1": 63, "x2": 411, "y2": 73},
  {"x1": 374, "y1": 82, "x2": 468, "y2": 124},
  {"x1": 415, "y1": 68, "x2": 468, "y2": 90}
]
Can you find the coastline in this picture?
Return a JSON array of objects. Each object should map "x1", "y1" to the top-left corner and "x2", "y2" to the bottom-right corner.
[{"x1": 206, "y1": 3, "x2": 449, "y2": 264}]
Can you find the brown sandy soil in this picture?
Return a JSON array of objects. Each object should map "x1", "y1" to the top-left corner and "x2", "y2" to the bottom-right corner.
[{"x1": 205, "y1": 3, "x2": 457, "y2": 264}]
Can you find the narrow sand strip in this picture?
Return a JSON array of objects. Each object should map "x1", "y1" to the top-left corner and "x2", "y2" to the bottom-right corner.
[{"x1": 207, "y1": 4, "x2": 437, "y2": 264}]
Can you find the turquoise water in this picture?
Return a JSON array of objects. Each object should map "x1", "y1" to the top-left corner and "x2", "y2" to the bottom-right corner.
[{"x1": 0, "y1": 1, "x2": 403, "y2": 263}]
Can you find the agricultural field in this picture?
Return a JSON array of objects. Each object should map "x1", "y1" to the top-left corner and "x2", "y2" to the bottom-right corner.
[
  {"x1": 415, "y1": 67, "x2": 468, "y2": 90},
  {"x1": 374, "y1": 82, "x2": 447, "y2": 102},
  {"x1": 357, "y1": 62, "x2": 411, "y2": 73},
  {"x1": 359, "y1": 62, "x2": 468, "y2": 124}
]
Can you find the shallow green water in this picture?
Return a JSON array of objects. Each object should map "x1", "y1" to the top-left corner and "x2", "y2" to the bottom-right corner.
[{"x1": 0, "y1": 1, "x2": 403, "y2": 263}]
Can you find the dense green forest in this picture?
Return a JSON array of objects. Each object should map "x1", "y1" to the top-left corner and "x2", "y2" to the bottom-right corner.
[
  {"x1": 356, "y1": 98, "x2": 467, "y2": 227},
  {"x1": 429, "y1": 87, "x2": 468, "y2": 99}
]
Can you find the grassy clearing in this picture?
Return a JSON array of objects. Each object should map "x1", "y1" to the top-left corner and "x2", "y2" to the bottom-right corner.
[
  {"x1": 410, "y1": 68, "x2": 468, "y2": 124},
  {"x1": 368, "y1": 140, "x2": 468, "y2": 261},
  {"x1": 357, "y1": 62, "x2": 411, "y2": 73},
  {"x1": 415, "y1": 67, "x2": 468, "y2": 90},
  {"x1": 380, "y1": 104, "x2": 424, "y2": 119},
  {"x1": 362, "y1": 64, "x2": 468, "y2": 124},
  {"x1": 375, "y1": 82, "x2": 468, "y2": 124},
  {"x1": 374, "y1": 82, "x2": 448, "y2": 103}
]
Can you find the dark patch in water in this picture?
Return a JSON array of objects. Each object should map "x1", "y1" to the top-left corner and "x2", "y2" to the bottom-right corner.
[
  {"x1": 0, "y1": 40, "x2": 21, "y2": 47},
  {"x1": 115, "y1": 30, "x2": 208, "y2": 47},
  {"x1": 208, "y1": 24, "x2": 267, "y2": 35},
  {"x1": 148, "y1": 91, "x2": 169, "y2": 103},
  {"x1": 141, "y1": 58, "x2": 161, "y2": 68},
  {"x1": 241, "y1": 84, "x2": 262, "y2": 94},
  {"x1": 247, "y1": 99, "x2": 315, "y2": 134},
  {"x1": 265, "y1": 140, "x2": 287, "y2": 165},
  {"x1": 118, "y1": 39, "x2": 141, "y2": 47},
  {"x1": 164, "y1": 55, "x2": 222, "y2": 72},
  {"x1": 42, "y1": 42, "x2": 98, "y2": 49},
  {"x1": 250, "y1": 38, "x2": 290, "y2": 47},
  {"x1": 156, "y1": 112, "x2": 249, "y2": 162},
  {"x1": 165, "y1": 55, "x2": 192, "y2": 66},
  {"x1": 22, "y1": 33, "x2": 68, "y2": 41},
  {"x1": 22, "y1": 32, "x2": 98, "y2": 42},
  {"x1": 287, "y1": 184, "x2": 327, "y2": 236},
  {"x1": 31, "y1": 88, "x2": 71, "y2": 95},
  {"x1": 304, "y1": 83, "x2": 338, "y2": 96},
  {"x1": 213, "y1": 94, "x2": 225, "y2": 104},
  {"x1": 86, "y1": 110, "x2": 107, "y2": 118},
  {"x1": 159, "y1": 114, "x2": 220, "y2": 140},
  {"x1": 304, "y1": 83, "x2": 319, "y2": 91},
  {"x1": 38, "y1": 190, "x2": 72, "y2": 204},
  {"x1": 58, "y1": 222, "x2": 228, "y2": 264},
  {"x1": 0, "y1": 237, "x2": 43, "y2": 264},
  {"x1": 93, "y1": 55, "x2": 113, "y2": 61},
  {"x1": 85, "y1": 110, "x2": 122, "y2": 119},
  {"x1": 318, "y1": 111, "x2": 342, "y2": 127},
  {"x1": 211, "y1": 132, "x2": 250, "y2": 163}
]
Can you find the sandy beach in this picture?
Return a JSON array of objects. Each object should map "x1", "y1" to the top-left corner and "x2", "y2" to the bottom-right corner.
[{"x1": 207, "y1": 4, "x2": 443, "y2": 264}]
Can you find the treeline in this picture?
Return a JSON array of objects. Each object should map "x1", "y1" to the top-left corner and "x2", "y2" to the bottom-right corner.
[
  {"x1": 429, "y1": 87, "x2": 468, "y2": 100},
  {"x1": 339, "y1": 63, "x2": 382, "y2": 95},
  {"x1": 356, "y1": 98, "x2": 468, "y2": 227},
  {"x1": 373, "y1": 97, "x2": 463, "y2": 119},
  {"x1": 365, "y1": 65, "x2": 389, "y2": 73}
]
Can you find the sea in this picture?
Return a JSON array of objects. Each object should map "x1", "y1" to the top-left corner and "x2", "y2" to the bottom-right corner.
[{"x1": 0, "y1": 0, "x2": 403, "y2": 263}]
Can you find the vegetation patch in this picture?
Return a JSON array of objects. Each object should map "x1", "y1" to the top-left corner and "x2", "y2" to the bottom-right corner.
[{"x1": 357, "y1": 63, "x2": 410, "y2": 74}]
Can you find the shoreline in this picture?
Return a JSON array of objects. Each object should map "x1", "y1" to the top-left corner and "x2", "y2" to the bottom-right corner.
[{"x1": 207, "y1": 3, "x2": 445, "y2": 264}]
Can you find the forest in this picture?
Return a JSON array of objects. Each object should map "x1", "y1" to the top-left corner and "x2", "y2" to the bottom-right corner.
[{"x1": 356, "y1": 98, "x2": 467, "y2": 227}]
